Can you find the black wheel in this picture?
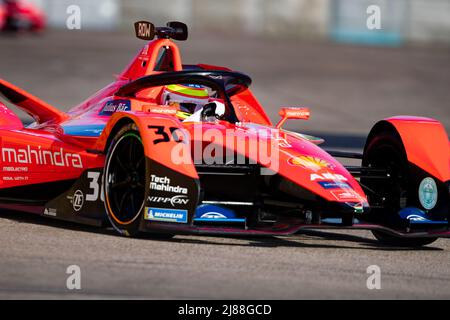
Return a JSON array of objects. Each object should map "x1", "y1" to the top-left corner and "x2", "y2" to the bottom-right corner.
[
  {"x1": 103, "y1": 124, "x2": 146, "y2": 237},
  {"x1": 103, "y1": 124, "x2": 174, "y2": 239},
  {"x1": 362, "y1": 132, "x2": 438, "y2": 247}
]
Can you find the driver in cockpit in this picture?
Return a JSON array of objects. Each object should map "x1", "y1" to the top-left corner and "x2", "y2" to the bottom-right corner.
[{"x1": 160, "y1": 84, "x2": 225, "y2": 122}]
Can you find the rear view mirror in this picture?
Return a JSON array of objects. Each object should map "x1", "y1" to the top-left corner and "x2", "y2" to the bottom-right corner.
[{"x1": 276, "y1": 107, "x2": 310, "y2": 129}]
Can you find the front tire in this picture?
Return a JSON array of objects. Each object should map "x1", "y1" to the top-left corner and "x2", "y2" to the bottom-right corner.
[
  {"x1": 103, "y1": 124, "x2": 146, "y2": 237},
  {"x1": 103, "y1": 124, "x2": 174, "y2": 239},
  {"x1": 362, "y1": 132, "x2": 438, "y2": 247}
]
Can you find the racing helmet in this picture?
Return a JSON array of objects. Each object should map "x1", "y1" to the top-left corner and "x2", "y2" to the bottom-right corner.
[{"x1": 160, "y1": 84, "x2": 209, "y2": 115}]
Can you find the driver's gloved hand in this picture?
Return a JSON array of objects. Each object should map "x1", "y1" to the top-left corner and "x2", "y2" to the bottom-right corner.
[
  {"x1": 201, "y1": 102, "x2": 226, "y2": 122},
  {"x1": 201, "y1": 102, "x2": 217, "y2": 121}
]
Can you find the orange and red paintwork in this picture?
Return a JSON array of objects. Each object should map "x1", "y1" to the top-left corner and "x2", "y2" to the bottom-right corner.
[
  {"x1": 386, "y1": 116, "x2": 450, "y2": 183},
  {"x1": 0, "y1": 37, "x2": 448, "y2": 224}
]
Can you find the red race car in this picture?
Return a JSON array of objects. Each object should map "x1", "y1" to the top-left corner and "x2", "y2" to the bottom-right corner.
[
  {"x1": 0, "y1": 22, "x2": 449, "y2": 247},
  {"x1": 0, "y1": 0, "x2": 46, "y2": 32}
]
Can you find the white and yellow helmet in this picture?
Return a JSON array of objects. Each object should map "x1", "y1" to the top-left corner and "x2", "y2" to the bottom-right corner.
[{"x1": 161, "y1": 84, "x2": 210, "y2": 117}]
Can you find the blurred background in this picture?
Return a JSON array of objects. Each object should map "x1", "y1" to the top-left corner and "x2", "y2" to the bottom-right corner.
[
  {"x1": 30, "y1": 0, "x2": 450, "y2": 44},
  {"x1": 1, "y1": 0, "x2": 449, "y2": 150}
]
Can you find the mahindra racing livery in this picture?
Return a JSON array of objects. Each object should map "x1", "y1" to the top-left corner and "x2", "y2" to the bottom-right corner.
[{"x1": 0, "y1": 22, "x2": 449, "y2": 247}]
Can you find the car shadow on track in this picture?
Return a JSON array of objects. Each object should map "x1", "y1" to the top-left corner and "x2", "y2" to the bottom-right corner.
[
  {"x1": 168, "y1": 232, "x2": 442, "y2": 252},
  {"x1": 0, "y1": 209, "x2": 117, "y2": 237},
  {"x1": 0, "y1": 210, "x2": 442, "y2": 252}
]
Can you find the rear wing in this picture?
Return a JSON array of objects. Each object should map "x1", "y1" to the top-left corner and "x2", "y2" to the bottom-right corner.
[{"x1": 0, "y1": 79, "x2": 68, "y2": 124}]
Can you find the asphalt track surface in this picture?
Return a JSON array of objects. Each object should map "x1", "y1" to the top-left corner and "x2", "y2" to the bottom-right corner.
[{"x1": 0, "y1": 31, "x2": 449, "y2": 299}]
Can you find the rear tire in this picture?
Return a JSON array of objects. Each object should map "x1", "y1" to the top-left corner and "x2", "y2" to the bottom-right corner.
[{"x1": 362, "y1": 132, "x2": 438, "y2": 247}]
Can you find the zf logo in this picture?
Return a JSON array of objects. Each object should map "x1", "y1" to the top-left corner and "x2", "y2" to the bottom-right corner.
[
  {"x1": 72, "y1": 190, "x2": 84, "y2": 212},
  {"x1": 69, "y1": 172, "x2": 104, "y2": 212}
]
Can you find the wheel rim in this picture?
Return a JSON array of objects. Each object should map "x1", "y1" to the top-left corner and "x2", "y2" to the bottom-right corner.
[{"x1": 105, "y1": 133, "x2": 146, "y2": 225}]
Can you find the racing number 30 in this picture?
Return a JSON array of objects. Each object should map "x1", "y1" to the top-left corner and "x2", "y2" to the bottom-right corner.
[
  {"x1": 148, "y1": 126, "x2": 185, "y2": 144},
  {"x1": 87, "y1": 172, "x2": 104, "y2": 202}
]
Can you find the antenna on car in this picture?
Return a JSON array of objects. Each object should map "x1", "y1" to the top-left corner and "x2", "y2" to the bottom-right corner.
[{"x1": 134, "y1": 21, "x2": 188, "y2": 41}]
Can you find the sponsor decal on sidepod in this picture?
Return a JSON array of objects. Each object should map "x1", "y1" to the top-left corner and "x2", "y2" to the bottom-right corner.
[
  {"x1": 1, "y1": 146, "x2": 83, "y2": 168},
  {"x1": 43, "y1": 208, "x2": 57, "y2": 217}
]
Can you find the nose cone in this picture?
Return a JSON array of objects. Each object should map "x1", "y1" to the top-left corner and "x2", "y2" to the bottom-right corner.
[
  {"x1": 275, "y1": 133, "x2": 369, "y2": 207},
  {"x1": 232, "y1": 123, "x2": 368, "y2": 206}
]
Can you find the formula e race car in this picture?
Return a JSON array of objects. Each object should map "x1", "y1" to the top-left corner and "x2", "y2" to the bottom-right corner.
[
  {"x1": 0, "y1": 22, "x2": 449, "y2": 247},
  {"x1": 0, "y1": 0, "x2": 46, "y2": 32}
]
